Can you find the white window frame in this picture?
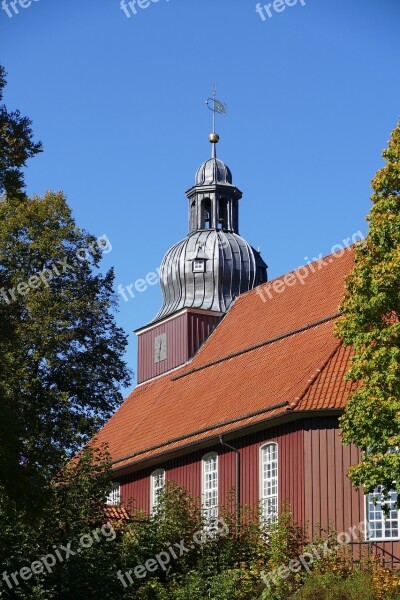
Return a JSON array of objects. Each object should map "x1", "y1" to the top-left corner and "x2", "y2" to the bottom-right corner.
[
  {"x1": 150, "y1": 469, "x2": 166, "y2": 512},
  {"x1": 365, "y1": 486, "x2": 399, "y2": 541},
  {"x1": 260, "y1": 442, "x2": 278, "y2": 523},
  {"x1": 106, "y1": 481, "x2": 121, "y2": 505},
  {"x1": 202, "y1": 452, "x2": 218, "y2": 522},
  {"x1": 193, "y1": 259, "x2": 206, "y2": 273}
]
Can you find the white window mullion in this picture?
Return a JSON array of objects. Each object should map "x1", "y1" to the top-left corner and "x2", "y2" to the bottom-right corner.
[
  {"x1": 260, "y1": 443, "x2": 278, "y2": 523},
  {"x1": 151, "y1": 469, "x2": 166, "y2": 512},
  {"x1": 202, "y1": 453, "x2": 218, "y2": 522},
  {"x1": 366, "y1": 487, "x2": 399, "y2": 540},
  {"x1": 106, "y1": 482, "x2": 121, "y2": 505}
]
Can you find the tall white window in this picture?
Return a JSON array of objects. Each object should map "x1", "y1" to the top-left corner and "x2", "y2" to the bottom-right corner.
[
  {"x1": 260, "y1": 442, "x2": 278, "y2": 522},
  {"x1": 202, "y1": 453, "x2": 218, "y2": 522},
  {"x1": 151, "y1": 469, "x2": 166, "y2": 512},
  {"x1": 106, "y1": 481, "x2": 121, "y2": 505},
  {"x1": 366, "y1": 487, "x2": 399, "y2": 540}
]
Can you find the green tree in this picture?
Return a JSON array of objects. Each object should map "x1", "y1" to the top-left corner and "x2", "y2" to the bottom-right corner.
[
  {"x1": 0, "y1": 66, "x2": 42, "y2": 198},
  {"x1": 336, "y1": 120, "x2": 400, "y2": 506},
  {"x1": 0, "y1": 65, "x2": 43, "y2": 501},
  {"x1": 0, "y1": 65, "x2": 131, "y2": 511},
  {"x1": 0, "y1": 192, "x2": 131, "y2": 509}
]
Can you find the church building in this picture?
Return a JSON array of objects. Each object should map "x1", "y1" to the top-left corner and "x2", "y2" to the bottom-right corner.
[{"x1": 96, "y1": 124, "x2": 400, "y2": 567}]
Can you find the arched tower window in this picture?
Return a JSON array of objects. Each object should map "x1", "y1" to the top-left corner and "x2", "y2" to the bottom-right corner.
[
  {"x1": 202, "y1": 199, "x2": 212, "y2": 229},
  {"x1": 260, "y1": 442, "x2": 278, "y2": 522},
  {"x1": 189, "y1": 199, "x2": 197, "y2": 232},
  {"x1": 217, "y1": 198, "x2": 228, "y2": 230}
]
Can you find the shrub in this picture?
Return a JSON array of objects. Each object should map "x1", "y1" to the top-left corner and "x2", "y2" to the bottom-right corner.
[{"x1": 294, "y1": 569, "x2": 376, "y2": 600}]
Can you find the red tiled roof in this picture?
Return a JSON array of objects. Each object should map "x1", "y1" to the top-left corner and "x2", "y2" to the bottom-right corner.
[
  {"x1": 104, "y1": 505, "x2": 130, "y2": 521},
  {"x1": 300, "y1": 344, "x2": 356, "y2": 411},
  {"x1": 94, "y1": 248, "x2": 356, "y2": 471}
]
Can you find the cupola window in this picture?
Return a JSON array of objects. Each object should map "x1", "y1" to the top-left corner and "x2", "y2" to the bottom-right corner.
[
  {"x1": 193, "y1": 259, "x2": 206, "y2": 273},
  {"x1": 191, "y1": 243, "x2": 208, "y2": 273}
]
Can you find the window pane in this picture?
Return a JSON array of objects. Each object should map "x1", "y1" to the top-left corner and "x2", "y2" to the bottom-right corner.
[
  {"x1": 202, "y1": 454, "x2": 218, "y2": 522},
  {"x1": 106, "y1": 482, "x2": 120, "y2": 505},
  {"x1": 367, "y1": 487, "x2": 399, "y2": 540},
  {"x1": 151, "y1": 470, "x2": 166, "y2": 511},
  {"x1": 261, "y1": 443, "x2": 278, "y2": 523}
]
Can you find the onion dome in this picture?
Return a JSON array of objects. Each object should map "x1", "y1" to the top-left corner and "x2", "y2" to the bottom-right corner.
[{"x1": 155, "y1": 230, "x2": 267, "y2": 320}]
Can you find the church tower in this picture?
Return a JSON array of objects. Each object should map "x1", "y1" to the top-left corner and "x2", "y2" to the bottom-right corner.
[{"x1": 136, "y1": 109, "x2": 267, "y2": 383}]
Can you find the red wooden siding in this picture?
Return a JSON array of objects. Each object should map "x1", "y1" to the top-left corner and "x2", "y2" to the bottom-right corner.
[
  {"x1": 119, "y1": 422, "x2": 304, "y2": 521},
  {"x1": 137, "y1": 312, "x2": 188, "y2": 384},
  {"x1": 119, "y1": 447, "x2": 220, "y2": 513},
  {"x1": 303, "y1": 417, "x2": 363, "y2": 537},
  {"x1": 187, "y1": 312, "x2": 222, "y2": 359},
  {"x1": 120, "y1": 466, "x2": 151, "y2": 513},
  {"x1": 137, "y1": 310, "x2": 222, "y2": 383},
  {"x1": 233, "y1": 423, "x2": 304, "y2": 525}
]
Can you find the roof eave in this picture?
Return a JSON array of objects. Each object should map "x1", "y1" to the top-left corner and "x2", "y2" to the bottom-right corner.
[{"x1": 111, "y1": 408, "x2": 344, "y2": 477}]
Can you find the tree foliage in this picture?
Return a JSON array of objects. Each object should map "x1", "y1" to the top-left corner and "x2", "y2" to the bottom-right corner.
[
  {"x1": 0, "y1": 192, "x2": 131, "y2": 509},
  {"x1": 0, "y1": 66, "x2": 42, "y2": 198},
  {"x1": 336, "y1": 120, "x2": 400, "y2": 505},
  {"x1": 0, "y1": 65, "x2": 131, "y2": 512}
]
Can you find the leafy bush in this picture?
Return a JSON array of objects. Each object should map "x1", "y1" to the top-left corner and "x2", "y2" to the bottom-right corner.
[
  {"x1": 293, "y1": 566, "x2": 400, "y2": 600},
  {"x1": 294, "y1": 569, "x2": 376, "y2": 600}
]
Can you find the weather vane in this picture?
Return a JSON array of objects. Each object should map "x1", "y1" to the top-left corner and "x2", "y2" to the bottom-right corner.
[{"x1": 205, "y1": 85, "x2": 227, "y2": 157}]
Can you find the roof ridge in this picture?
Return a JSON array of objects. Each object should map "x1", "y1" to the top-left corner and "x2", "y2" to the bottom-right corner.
[{"x1": 171, "y1": 312, "x2": 342, "y2": 382}]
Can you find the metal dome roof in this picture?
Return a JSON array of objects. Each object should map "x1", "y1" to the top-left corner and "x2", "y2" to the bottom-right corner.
[
  {"x1": 195, "y1": 158, "x2": 233, "y2": 186},
  {"x1": 154, "y1": 230, "x2": 267, "y2": 321}
]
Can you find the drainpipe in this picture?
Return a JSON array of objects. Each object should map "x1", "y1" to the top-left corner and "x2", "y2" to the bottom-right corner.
[{"x1": 218, "y1": 435, "x2": 240, "y2": 531}]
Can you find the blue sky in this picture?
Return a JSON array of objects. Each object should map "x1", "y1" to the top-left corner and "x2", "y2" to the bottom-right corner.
[{"x1": 1, "y1": 0, "x2": 400, "y2": 392}]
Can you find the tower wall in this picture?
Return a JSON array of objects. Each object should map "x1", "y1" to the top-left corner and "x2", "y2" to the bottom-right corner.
[{"x1": 136, "y1": 309, "x2": 222, "y2": 384}]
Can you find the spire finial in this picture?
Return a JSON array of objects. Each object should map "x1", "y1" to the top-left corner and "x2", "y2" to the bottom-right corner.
[{"x1": 206, "y1": 85, "x2": 227, "y2": 158}]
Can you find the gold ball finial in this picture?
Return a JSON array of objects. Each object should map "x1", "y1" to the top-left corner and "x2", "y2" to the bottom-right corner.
[{"x1": 209, "y1": 132, "x2": 220, "y2": 144}]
